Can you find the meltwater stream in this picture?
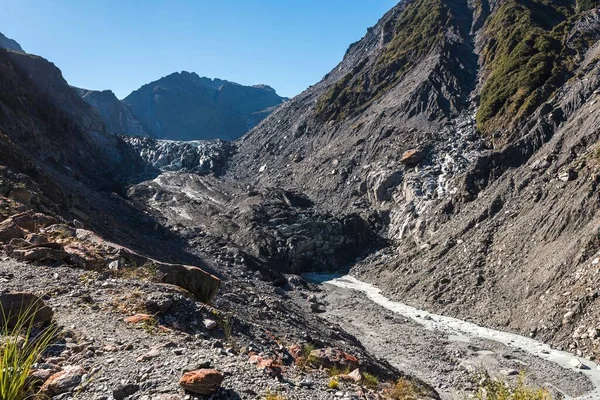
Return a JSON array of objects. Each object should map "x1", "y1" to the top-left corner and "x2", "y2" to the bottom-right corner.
[{"x1": 305, "y1": 274, "x2": 600, "y2": 400}]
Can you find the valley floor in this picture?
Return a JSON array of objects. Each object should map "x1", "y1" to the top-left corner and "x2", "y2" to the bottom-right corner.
[{"x1": 309, "y1": 275, "x2": 597, "y2": 399}]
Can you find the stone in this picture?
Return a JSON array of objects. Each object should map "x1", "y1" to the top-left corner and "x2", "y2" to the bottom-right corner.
[
  {"x1": 25, "y1": 233, "x2": 47, "y2": 245},
  {"x1": 124, "y1": 314, "x2": 154, "y2": 324},
  {"x1": 400, "y1": 148, "x2": 426, "y2": 166},
  {"x1": 569, "y1": 358, "x2": 588, "y2": 369},
  {"x1": 179, "y1": 369, "x2": 224, "y2": 395},
  {"x1": 0, "y1": 220, "x2": 25, "y2": 242},
  {"x1": 0, "y1": 292, "x2": 53, "y2": 328},
  {"x1": 9, "y1": 187, "x2": 32, "y2": 204},
  {"x1": 154, "y1": 262, "x2": 221, "y2": 303},
  {"x1": 559, "y1": 169, "x2": 577, "y2": 182},
  {"x1": 15, "y1": 247, "x2": 69, "y2": 262},
  {"x1": 203, "y1": 319, "x2": 217, "y2": 330},
  {"x1": 113, "y1": 383, "x2": 140, "y2": 400},
  {"x1": 339, "y1": 368, "x2": 362, "y2": 383},
  {"x1": 40, "y1": 365, "x2": 85, "y2": 396},
  {"x1": 136, "y1": 348, "x2": 160, "y2": 362},
  {"x1": 309, "y1": 348, "x2": 359, "y2": 370},
  {"x1": 108, "y1": 259, "x2": 124, "y2": 271},
  {"x1": 145, "y1": 294, "x2": 174, "y2": 313}
]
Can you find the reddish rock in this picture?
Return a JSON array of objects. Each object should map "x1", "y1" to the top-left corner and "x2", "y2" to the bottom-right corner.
[
  {"x1": 310, "y1": 348, "x2": 359, "y2": 370},
  {"x1": 40, "y1": 365, "x2": 85, "y2": 396},
  {"x1": 124, "y1": 314, "x2": 154, "y2": 324},
  {"x1": 400, "y1": 148, "x2": 425, "y2": 166},
  {"x1": 179, "y1": 369, "x2": 224, "y2": 395}
]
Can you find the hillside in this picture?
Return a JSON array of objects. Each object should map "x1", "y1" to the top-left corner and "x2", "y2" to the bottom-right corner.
[{"x1": 3, "y1": 1, "x2": 600, "y2": 398}]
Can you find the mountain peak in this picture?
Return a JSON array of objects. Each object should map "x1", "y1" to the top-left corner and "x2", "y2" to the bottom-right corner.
[{"x1": 0, "y1": 32, "x2": 24, "y2": 52}]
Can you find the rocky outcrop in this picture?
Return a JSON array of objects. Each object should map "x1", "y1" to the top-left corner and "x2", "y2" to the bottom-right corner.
[
  {"x1": 154, "y1": 262, "x2": 221, "y2": 304},
  {"x1": 75, "y1": 88, "x2": 152, "y2": 137},
  {"x1": 0, "y1": 32, "x2": 23, "y2": 52},
  {"x1": 123, "y1": 72, "x2": 286, "y2": 141}
]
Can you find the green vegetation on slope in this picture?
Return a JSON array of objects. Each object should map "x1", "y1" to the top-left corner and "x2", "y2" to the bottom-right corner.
[
  {"x1": 315, "y1": 0, "x2": 449, "y2": 121},
  {"x1": 476, "y1": 0, "x2": 577, "y2": 133}
]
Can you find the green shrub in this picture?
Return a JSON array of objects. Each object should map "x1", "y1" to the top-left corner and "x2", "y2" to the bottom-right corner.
[
  {"x1": 475, "y1": 372, "x2": 551, "y2": 400},
  {"x1": 362, "y1": 372, "x2": 380, "y2": 389},
  {"x1": 0, "y1": 305, "x2": 57, "y2": 400}
]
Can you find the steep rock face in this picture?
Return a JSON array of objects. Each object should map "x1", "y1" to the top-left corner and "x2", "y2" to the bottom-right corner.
[
  {"x1": 219, "y1": 0, "x2": 600, "y2": 357},
  {"x1": 0, "y1": 32, "x2": 23, "y2": 52},
  {"x1": 75, "y1": 88, "x2": 152, "y2": 137},
  {"x1": 122, "y1": 72, "x2": 286, "y2": 141},
  {"x1": 6, "y1": 51, "x2": 106, "y2": 133}
]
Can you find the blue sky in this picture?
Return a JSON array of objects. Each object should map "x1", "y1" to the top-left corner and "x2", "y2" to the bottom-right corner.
[{"x1": 1, "y1": 1, "x2": 398, "y2": 99}]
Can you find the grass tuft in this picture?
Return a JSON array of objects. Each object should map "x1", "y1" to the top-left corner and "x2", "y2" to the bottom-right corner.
[
  {"x1": 362, "y1": 372, "x2": 379, "y2": 390},
  {"x1": 0, "y1": 303, "x2": 57, "y2": 400}
]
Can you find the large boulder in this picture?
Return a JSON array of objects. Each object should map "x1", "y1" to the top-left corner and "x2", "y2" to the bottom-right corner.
[
  {"x1": 154, "y1": 263, "x2": 220, "y2": 303},
  {"x1": 40, "y1": 365, "x2": 85, "y2": 396},
  {"x1": 0, "y1": 292, "x2": 54, "y2": 328},
  {"x1": 179, "y1": 369, "x2": 224, "y2": 395}
]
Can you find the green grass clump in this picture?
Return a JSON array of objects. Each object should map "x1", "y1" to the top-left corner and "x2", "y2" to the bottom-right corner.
[
  {"x1": 0, "y1": 305, "x2": 57, "y2": 400},
  {"x1": 362, "y1": 372, "x2": 380, "y2": 390},
  {"x1": 475, "y1": 372, "x2": 551, "y2": 400},
  {"x1": 315, "y1": 0, "x2": 448, "y2": 121}
]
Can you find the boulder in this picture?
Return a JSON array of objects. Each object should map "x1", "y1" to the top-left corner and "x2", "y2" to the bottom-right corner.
[
  {"x1": 0, "y1": 292, "x2": 54, "y2": 328},
  {"x1": 0, "y1": 220, "x2": 25, "y2": 242},
  {"x1": 14, "y1": 246, "x2": 69, "y2": 262},
  {"x1": 154, "y1": 263, "x2": 220, "y2": 303},
  {"x1": 8, "y1": 187, "x2": 32, "y2": 204},
  {"x1": 400, "y1": 148, "x2": 426, "y2": 166},
  {"x1": 179, "y1": 369, "x2": 224, "y2": 395},
  {"x1": 40, "y1": 365, "x2": 85, "y2": 396}
]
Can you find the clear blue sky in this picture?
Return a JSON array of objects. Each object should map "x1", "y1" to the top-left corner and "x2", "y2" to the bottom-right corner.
[{"x1": 1, "y1": 1, "x2": 398, "y2": 99}]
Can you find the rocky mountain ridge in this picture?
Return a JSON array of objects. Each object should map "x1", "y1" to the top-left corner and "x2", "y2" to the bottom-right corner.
[{"x1": 120, "y1": 72, "x2": 286, "y2": 141}]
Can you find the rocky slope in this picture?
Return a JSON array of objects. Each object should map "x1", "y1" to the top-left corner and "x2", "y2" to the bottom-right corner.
[
  {"x1": 4, "y1": 0, "x2": 600, "y2": 398},
  {"x1": 122, "y1": 72, "x2": 286, "y2": 141},
  {"x1": 75, "y1": 88, "x2": 153, "y2": 137},
  {"x1": 221, "y1": 0, "x2": 600, "y2": 360}
]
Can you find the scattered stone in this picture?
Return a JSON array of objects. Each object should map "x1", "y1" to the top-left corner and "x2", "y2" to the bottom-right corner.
[
  {"x1": 9, "y1": 188, "x2": 32, "y2": 204},
  {"x1": 137, "y1": 348, "x2": 160, "y2": 362},
  {"x1": 179, "y1": 369, "x2": 224, "y2": 395},
  {"x1": 309, "y1": 348, "x2": 359, "y2": 370},
  {"x1": 40, "y1": 365, "x2": 85, "y2": 396},
  {"x1": 203, "y1": 319, "x2": 217, "y2": 330},
  {"x1": 559, "y1": 169, "x2": 577, "y2": 182},
  {"x1": 113, "y1": 383, "x2": 140, "y2": 400}
]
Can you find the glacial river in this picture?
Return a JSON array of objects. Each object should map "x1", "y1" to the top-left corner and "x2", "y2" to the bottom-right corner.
[{"x1": 305, "y1": 274, "x2": 600, "y2": 400}]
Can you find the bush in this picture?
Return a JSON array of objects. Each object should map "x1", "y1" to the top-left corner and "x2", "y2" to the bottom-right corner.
[
  {"x1": 0, "y1": 305, "x2": 57, "y2": 400},
  {"x1": 328, "y1": 377, "x2": 340, "y2": 389},
  {"x1": 383, "y1": 378, "x2": 425, "y2": 400},
  {"x1": 474, "y1": 372, "x2": 551, "y2": 400}
]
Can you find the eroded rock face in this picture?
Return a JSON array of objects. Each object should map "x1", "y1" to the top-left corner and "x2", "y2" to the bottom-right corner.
[{"x1": 179, "y1": 369, "x2": 224, "y2": 395}]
